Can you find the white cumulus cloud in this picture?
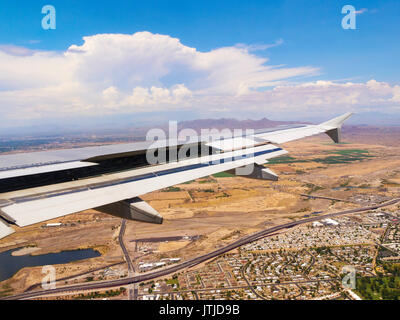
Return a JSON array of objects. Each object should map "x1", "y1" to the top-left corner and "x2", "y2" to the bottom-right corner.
[{"x1": 0, "y1": 31, "x2": 398, "y2": 125}]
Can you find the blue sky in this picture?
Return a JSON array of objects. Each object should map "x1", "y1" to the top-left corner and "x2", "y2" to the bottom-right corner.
[
  {"x1": 0, "y1": 0, "x2": 399, "y2": 132},
  {"x1": 2, "y1": 0, "x2": 398, "y2": 81}
]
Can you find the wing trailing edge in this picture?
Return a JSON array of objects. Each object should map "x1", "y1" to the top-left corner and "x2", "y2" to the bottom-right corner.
[{"x1": 0, "y1": 218, "x2": 15, "y2": 239}]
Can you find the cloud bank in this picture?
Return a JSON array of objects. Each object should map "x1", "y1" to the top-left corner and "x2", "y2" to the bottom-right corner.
[{"x1": 0, "y1": 31, "x2": 398, "y2": 126}]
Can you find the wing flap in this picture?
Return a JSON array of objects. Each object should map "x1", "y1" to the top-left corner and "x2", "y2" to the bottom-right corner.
[
  {"x1": 0, "y1": 219, "x2": 15, "y2": 240},
  {"x1": 0, "y1": 161, "x2": 98, "y2": 180},
  {"x1": 205, "y1": 137, "x2": 260, "y2": 152}
]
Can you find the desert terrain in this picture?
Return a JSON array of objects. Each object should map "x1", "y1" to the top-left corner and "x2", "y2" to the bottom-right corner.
[{"x1": 1, "y1": 125, "x2": 399, "y2": 297}]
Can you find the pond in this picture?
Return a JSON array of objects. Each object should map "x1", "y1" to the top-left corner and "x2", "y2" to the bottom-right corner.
[{"x1": 0, "y1": 248, "x2": 101, "y2": 282}]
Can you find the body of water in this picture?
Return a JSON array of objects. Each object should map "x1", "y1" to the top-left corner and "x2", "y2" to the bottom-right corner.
[{"x1": 0, "y1": 248, "x2": 101, "y2": 282}]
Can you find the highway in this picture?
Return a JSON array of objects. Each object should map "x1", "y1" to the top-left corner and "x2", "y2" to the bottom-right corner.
[
  {"x1": 299, "y1": 193, "x2": 352, "y2": 203},
  {"x1": 2, "y1": 197, "x2": 399, "y2": 300}
]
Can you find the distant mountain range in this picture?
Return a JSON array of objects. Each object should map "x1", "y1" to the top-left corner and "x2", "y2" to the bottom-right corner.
[
  {"x1": 177, "y1": 117, "x2": 306, "y2": 132},
  {"x1": 1, "y1": 116, "x2": 399, "y2": 154}
]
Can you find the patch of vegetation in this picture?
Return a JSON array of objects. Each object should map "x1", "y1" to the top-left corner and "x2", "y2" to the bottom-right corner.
[
  {"x1": 355, "y1": 263, "x2": 400, "y2": 300},
  {"x1": 75, "y1": 287, "x2": 126, "y2": 300},
  {"x1": 313, "y1": 149, "x2": 374, "y2": 164},
  {"x1": 313, "y1": 155, "x2": 371, "y2": 164},
  {"x1": 269, "y1": 150, "x2": 373, "y2": 166},
  {"x1": 166, "y1": 274, "x2": 179, "y2": 288},
  {"x1": 313, "y1": 246, "x2": 332, "y2": 255},
  {"x1": 198, "y1": 177, "x2": 217, "y2": 184},
  {"x1": 213, "y1": 172, "x2": 235, "y2": 178},
  {"x1": 162, "y1": 186, "x2": 182, "y2": 192},
  {"x1": 327, "y1": 149, "x2": 369, "y2": 155},
  {"x1": 356, "y1": 276, "x2": 400, "y2": 300},
  {"x1": 323, "y1": 142, "x2": 351, "y2": 145},
  {"x1": 203, "y1": 189, "x2": 215, "y2": 193},
  {"x1": 304, "y1": 183, "x2": 324, "y2": 194},
  {"x1": 379, "y1": 262, "x2": 400, "y2": 276},
  {"x1": 216, "y1": 192, "x2": 230, "y2": 198},
  {"x1": 267, "y1": 156, "x2": 306, "y2": 164},
  {"x1": 182, "y1": 180, "x2": 195, "y2": 184},
  {"x1": 196, "y1": 274, "x2": 202, "y2": 285}
]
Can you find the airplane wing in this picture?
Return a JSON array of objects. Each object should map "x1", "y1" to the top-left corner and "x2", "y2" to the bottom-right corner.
[{"x1": 0, "y1": 112, "x2": 353, "y2": 239}]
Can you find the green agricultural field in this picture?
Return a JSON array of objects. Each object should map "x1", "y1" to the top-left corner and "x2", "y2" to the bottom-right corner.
[
  {"x1": 267, "y1": 156, "x2": 307, "y2": 164},
  {"x1": 313, "y1": 150, "x2": 373, "y2": 164},
  {"x1": 268, "y1": 150, "x2": 374, "y2": 166},
  {"x1": 328, "y1": 149, "x2": 370, "y2": 155}
]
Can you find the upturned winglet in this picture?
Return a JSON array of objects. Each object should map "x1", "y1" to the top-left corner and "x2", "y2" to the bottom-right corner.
[{"x1": 319, "y1": 112, "x2": 354, "y2": 143}]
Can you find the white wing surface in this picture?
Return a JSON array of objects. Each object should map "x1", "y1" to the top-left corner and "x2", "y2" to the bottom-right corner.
[{"x1": 0, "y1": 113, "x2": 353, "y2": 239}]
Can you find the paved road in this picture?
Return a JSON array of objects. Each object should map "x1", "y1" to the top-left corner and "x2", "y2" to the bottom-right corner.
[
  {"x1": 131, "y1": 235, "x2": 200, "y2": 243},
  {"x1": 299, "y1": 194, "x2": 351, "y2": 203},
  {"x1": 119, "y1": 219, "x2": 135, "y2": 300},
  {"x1": 303, "y1": 250, "x2": 316, "y2": 277},
  {"x1": 119, "y1": 220, "x2": 134, "y2": 274},
  {"x1": 241, "y1": 262, "x2": 266, "y2": 300},
  {"x1": 2, "y1": 197, "x2": 399, "y2": 300}
]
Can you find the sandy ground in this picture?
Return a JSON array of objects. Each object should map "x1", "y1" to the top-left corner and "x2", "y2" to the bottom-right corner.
[
  {"x1": 157, "y1": 241, "x2": 191, "y2": 252},
  {"x1": 11, "y1": 247, "x2": 41, "y2": 256}
]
